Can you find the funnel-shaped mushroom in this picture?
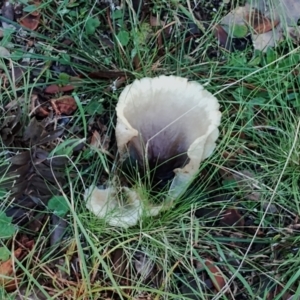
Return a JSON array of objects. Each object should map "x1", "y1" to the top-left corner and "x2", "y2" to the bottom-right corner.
[
  {"x1": 116, "y1": 75, "x2": 221, "y2": 197},
  {"x1": 85, "y1": 76, "x2": 221, "y2": 228}
]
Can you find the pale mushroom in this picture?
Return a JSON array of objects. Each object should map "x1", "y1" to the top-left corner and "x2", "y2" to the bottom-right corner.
[
  {"x1": 116, "y1": 75, "x2": 221, "y2": 197},
  {"x1": 85, "y1": 75, "x2": 221, "y2": 227},
  {"x1": 84, "y1": 184, "x2": 163, "y2": 228}
]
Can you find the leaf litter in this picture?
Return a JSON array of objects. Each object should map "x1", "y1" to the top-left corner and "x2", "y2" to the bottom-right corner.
[{"x1": 218, "y1": 0, "x2": 300, "y2": 51}]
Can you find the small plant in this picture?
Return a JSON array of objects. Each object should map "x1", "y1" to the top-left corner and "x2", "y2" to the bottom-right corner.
[
  {"x1": 0, "y1": 211, "x2": 16, "y2": 239},
  {"x1": 85, "y1": 17, "x2": 100, "y2": 35}
]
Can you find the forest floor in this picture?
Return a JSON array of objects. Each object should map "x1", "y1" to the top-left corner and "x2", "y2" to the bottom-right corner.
[{"x1": 1, "y1": 0, "x2": 300, "y2": 299}]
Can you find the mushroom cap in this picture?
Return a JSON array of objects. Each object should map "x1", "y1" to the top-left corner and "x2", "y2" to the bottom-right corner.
[{"x1": 116, "y1": 75, "x2": 221, "y2": 194}]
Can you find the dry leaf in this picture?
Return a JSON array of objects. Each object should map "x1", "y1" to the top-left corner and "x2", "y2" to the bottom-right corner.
[
  {"x1": 0, "y1": 237, "x2": 34, "y2": 292},
  {"x1": 90, "y1": 130, "x2": 101, "y2": 148},
  {"x1": 35, "y1": 106, "x2": 49, "y2": 117},
  {"x1": 0, "y1": 248, "x2": 22, "y2": 291},
  {"x1": 213, "y1": 24, "x2": 231, "y2": 50},
  {"x1": 221, "y1": 3, "x2": 284, "y2": 50},
  {"x1": 9, "y1": 151, "x2": 31, "y2": 165},
  {"x1": 278, "y1": 0, "x2": 300, "y2": 26},
  {"x1": 204, "y1": 259, "x2": 227, "y2": 293},
  {"x1": 44, "y1": 84, "x2": 75, "y2": 94},
  {"x1": 105, "y1": 76, "x2": 127, "y2": 92},
  {"x1": 90, "y1": 130, "x2": 111, "y2": 154},
  {"x1": 38, "y1": 128, "x2": 65, "y2": 145},
  {"x1": 30, "y1": 94, "x2": 50, "y2": 117},
  {"x1": 19, "y1": 14, "x2": 40, "y2": 31},
  {"x1": 245, "y1": 10, "x2": 279, "y2": 34},
  {"x1": 111, "y1": 248, "x2": 127, "y2": 281},
  {"x1": 132, "y1": 54, "x2": 141, "y2": 70},
  {"x1": 51, "y1": 96, "x2": 77, "y2": 115},
  {"x1": 19, "y1": 1, "x2": 41, "y2": 30},
  {"x1": 244, "y1": 0, "x2": 299, "y2": 49},
  {"x1": 220, "y1": 208, "x2": 245, "y2": 229}
]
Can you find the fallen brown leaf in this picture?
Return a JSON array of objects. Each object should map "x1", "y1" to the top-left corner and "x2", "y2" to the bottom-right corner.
[
  {"x1": 0, "y1": 248, "x2": 22, "y2": 291},
  {"x1": 220, "y1": 4, "x2": 282, "y2": 51},
  {"x1": 221, "y1": 208, "x2": 245, "y2": 229},
  {"x1": 90, "y1": 130, "x2": 101, "y2": 148},
  {"x1": 44, "y1": 84, "x2": 62, "y2": 94},
  {"x1": 44, "y1": 84, "x2": 75, "y2": 94},
  {"x1": 213, "y1": 24, "x2": 231, "y2": 50},
  {"x1": 204, "y1": 258, "x2": 227, "y2": 293},
  {"x1": 19, "y1": 14, "x2": 40, "y2": 31},
  {"x1": 245, "y1": 10, "x2": 279, "y2": 34},
  {"x1": 132, "y1": 54, "x2": 141, "y2": 70},
  {"x1": 35, "y1": 105, "x2": 49, "y2": 117},
  {"x1": 111, "y1": 248, "x2": 127, "y2": 282},
  {"x1": 51, "y1": 96, "x2": 77, "y2": 115},
  {"x1": 18, "y1": 1, "x2": 41, "y2": 30}
]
